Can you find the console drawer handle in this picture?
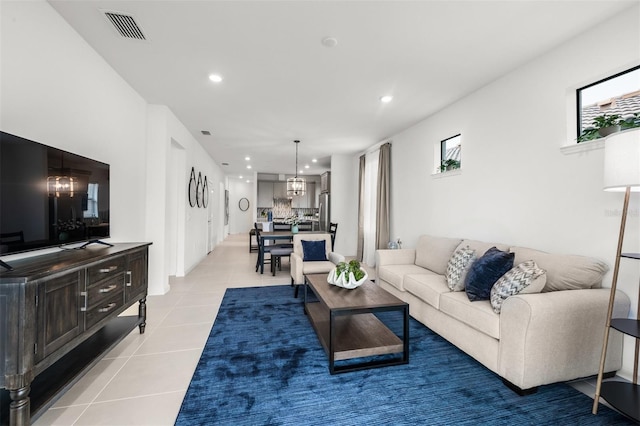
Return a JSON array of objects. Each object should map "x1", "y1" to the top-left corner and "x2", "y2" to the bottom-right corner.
[
  {"x1": 99, "y1": 266, "x2": 118, "y2": 273},
  {"x1": 80, "y1": 291, "x2": 88, "y2": 312},
  {"x1": 98, "y1": 302, "x2": 117, "y2": 313},
  {"x1": 99, "y1": 284, "x2": 118, "y2": 293},
  {"x1": 125, "y1": 271, "x2": 132, "y2": 287}
]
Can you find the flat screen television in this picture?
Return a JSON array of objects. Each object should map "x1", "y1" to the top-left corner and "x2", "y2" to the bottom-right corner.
[{"x1": 0, "y1": 131, "x2": 110, "y2": 257}]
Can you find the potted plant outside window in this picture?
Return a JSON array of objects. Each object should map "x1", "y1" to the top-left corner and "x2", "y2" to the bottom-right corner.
[{"x1": 440, "y1": 159, "x2": 460, "y2": 172}]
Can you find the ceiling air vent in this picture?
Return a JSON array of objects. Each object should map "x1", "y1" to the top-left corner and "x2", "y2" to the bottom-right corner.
[
  {"x1": 201, "y1": 130, "x2": 211, "y2": 136},
  {"x1": 104, "y1": 11, "x2": 146, "y2": 41}
]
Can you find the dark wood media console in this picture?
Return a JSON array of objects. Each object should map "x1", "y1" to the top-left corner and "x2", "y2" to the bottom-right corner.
[{"x1": 0, "y1": 243, "x2": 151, "y2": 426}]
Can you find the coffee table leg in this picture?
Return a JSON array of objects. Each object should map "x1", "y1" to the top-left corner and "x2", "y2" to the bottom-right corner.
[
  {"x1": 329, "y1": 310, "x2": 335, "y2": 374},
  {"x1": 403, "y1": 305, "x2": 409, "y2": 363}
]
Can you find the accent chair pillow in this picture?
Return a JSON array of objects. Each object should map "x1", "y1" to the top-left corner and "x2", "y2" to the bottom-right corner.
[
  {"x1": 490, "y1": 260, "x2": 547, "y2": 314},
  {"x1": 465, "y1": 247, "x2": 514, "y2": 301},
  {"x1": 446, "y1": 246, "x2": 477, "y2": 291},
  {"x1": 301, "y1": 240, "x2": 327, "y2": 262}
]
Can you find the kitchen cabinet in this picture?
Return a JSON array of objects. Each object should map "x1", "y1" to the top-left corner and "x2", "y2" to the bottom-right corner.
[
  {"x1": 257, "y1": 181, "x2": 274, "y2": 207},
  {"x1": 273, "y1": 182, "x2": 287, "y2": 199}
]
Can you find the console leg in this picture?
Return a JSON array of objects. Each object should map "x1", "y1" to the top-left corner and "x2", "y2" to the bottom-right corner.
[
  {"x1": 138, "y1": 297, "x2": 147, "y2": 334},
  {"x1": 9, "y1": 385, "x2": 30, "y2": 426}
]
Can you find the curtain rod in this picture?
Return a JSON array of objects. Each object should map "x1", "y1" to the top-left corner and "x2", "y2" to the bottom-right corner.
[{"x1": 361, "y1": 140, "x2": 392, "y2": 156}]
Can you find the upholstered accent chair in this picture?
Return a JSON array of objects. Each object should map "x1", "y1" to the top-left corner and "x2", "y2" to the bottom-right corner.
[{"x1": 290, "y1": 233, "x2": 344, "y2": 297}]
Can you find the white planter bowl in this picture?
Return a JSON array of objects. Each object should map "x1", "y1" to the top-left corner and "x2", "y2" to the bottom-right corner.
[{"x1": 327, "y1": 267, "x2": 368, "y2": 289}]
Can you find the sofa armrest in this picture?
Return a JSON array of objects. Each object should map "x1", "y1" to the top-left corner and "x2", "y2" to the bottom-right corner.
[
  {"x1": 376, "y1": 249, "x2": 416, "y2": 266},
  {"x1": 328, "y1": 252, "x2": 345, "y2": 264},
  {"x1": 498, "y1": 288, "x2": 630, "y2": 390},
  {"x1": 290, "y1": 252, "x2": 304, "y2": 284},
  {"x1": 376, "y1": 249, "x2": 416, "y2": 280}
]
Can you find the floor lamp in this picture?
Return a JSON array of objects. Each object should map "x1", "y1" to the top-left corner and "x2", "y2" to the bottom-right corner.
[{"x1": 592, "y1": 129, "x2": 640, "y2": 416}]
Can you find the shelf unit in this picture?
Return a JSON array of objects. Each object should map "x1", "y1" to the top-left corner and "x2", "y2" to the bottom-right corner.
[{"x1": 592, "y1": 251, "x2": 640, "y2": 422}]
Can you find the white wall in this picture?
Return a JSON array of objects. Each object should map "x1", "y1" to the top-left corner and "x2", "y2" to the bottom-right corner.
[
  {"x1": 1, "y1": 1, "x2": 224, "y2": 295},
  {"x1": 145, "y1": 106, "x2": 224, "y2": 293},
  {"x1": 1, "y1": 1, "x2": 147, "y2": 245},
  {"x1": 384, "y1": 7, "x2": 640, "y2": 380}
]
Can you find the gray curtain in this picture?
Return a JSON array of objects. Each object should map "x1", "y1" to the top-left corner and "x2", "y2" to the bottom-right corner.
[
  {"x1": 356, "y1": 154, "x2": 366, "y2": 261},
  {"x1": 376, "y1": 143, "x2": 391, "y2": 250}
]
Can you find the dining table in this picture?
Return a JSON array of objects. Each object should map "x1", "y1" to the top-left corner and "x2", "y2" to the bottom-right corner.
[{"x1": 258, "y1": 231, "x2": 328, "y2": 274}]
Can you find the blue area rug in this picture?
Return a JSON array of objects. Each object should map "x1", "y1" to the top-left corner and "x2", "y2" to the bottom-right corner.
[{"x1": 175, "y1": 285, "x2": 633, "y2": 425}]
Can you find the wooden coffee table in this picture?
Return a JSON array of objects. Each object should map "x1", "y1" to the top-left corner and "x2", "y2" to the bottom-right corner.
[{"x1": 303, "y1": 273, "x2": 409, "y2": 374}]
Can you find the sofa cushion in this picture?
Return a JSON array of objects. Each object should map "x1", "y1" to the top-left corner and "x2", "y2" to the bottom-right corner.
[
  {"x1": 403, "y1": 273, "x2": 449, "y2": 309},
  {"x1": 301, "y1": 240, "x2": 327, "y2": 261},
  {"x1": 465, "y1": 247, "x2": 514, "y2": 301},
  {"x1": 415, "y1": 235, "x2": 463, "y2": 275},
  {"x1": 490, "y1": 261, "x2": 547, "y2": 314},
  {"x1": 446, "y1": 246, "x2": 477, "y2": 291},
  {"x1": 440, "y1": 292, "x2": 500, "y2": 339},
  {"x1": 510, "y1": 247, "x2": 609, "y2": 292},
  {"x1": 378, "y1": 264, "x2": 434, "y2": 292}
]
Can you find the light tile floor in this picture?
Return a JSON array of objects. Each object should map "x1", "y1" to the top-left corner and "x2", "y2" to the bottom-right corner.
[
  {"x1": 33, "y1": 234, "x2": 611, "y2": 425},
  {"x1": 35, "y1": 233, "x2": 288, "y2": 426}
]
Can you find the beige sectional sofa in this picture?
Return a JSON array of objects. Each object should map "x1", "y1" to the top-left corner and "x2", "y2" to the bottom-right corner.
[{"x1": 375, "y1": 235, "x2": 630, "y2": 393}]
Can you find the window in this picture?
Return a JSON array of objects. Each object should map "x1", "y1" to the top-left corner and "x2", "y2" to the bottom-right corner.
[
  {"x1": 439, "y1": 134, "x2": 461, "y2": 172},
  {"x1": 84, "y1": 183, "x2": 99, "y2": 218},
  {"x1": 577, "y1": 65, "x2": 640, "y2": 142}
]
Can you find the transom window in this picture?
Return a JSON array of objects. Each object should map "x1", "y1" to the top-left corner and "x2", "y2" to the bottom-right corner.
[
  {"x1": 577, "y1": 65, "x2": 640, "y2": 142},
  {"x1": 439, "y1": 134, "x2": 461, "y2": 172}
]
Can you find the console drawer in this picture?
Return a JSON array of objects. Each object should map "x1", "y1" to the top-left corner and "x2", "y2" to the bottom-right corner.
[
  {"x1": 85, "y1": 290, "x2": 124, "y2": 329},
  {"x1": 87, "y1": 257, "x2": 126, "y2": 285},
  {"x1": 85, "y1": 273, "x2": 124, "y2": 307}
]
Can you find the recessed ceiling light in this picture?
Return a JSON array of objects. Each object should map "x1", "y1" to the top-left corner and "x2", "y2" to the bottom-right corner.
[
  {"x1": 239, "y1": 175, "x2": 243, "y2": 179},
  {"x1": 201, "y1": 130, "x2": 211, "y2": 135},
  {"x1": 299, "y1": 170, "x2": 304, "y2": 174},
  {"x1": 222, "y1": 162, "x2": 229, "y2": 166},
  {"x1": 321, "y1": 36, "x2": 338, "y2": 48},
  {"x1": 246, "y1": 180, "x2": 250, "y2": 183},
  {"x1": 380, "y1": 95, "x2": 393, "y2": 103},
  {"x1": 209, "y1": 74, "x2": 223, "y2": 83},
  {"x1": 245, "y1": 156, "x2": 250, "y2": 161},
  {"x1": 312, "y1": 158, "x2": 317, "y2": 163},
  {"x1": 305, "y1": 165, "x2": 309, "y2": 169},
  {"x1": 246, "y1": 165, "x2": 252, "y2": 169}
]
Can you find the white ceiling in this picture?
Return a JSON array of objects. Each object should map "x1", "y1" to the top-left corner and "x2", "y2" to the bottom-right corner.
[{"x1": 48, "y1": 0, "x2": 636, "y2": 177}]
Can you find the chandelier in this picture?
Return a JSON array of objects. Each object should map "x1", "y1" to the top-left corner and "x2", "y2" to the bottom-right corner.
[
  {"x1": 47, "y1": 153, "x2": 76, "y2": 197},
  {"x1": 286, "y1": 140, "x2": 306, "y2": 197},
  {"x1": 47, "y1": 175, "x2": 76, "y2": 197}
]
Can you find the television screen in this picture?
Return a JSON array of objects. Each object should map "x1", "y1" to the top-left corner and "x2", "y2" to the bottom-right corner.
[{"x1": 0, "y1": 131, "x2": 110, "y2": 255}]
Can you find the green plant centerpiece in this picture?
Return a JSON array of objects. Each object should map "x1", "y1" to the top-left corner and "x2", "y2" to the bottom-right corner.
[{"x1": 327, "y1": 259, "x2": 368, "y2": 289}]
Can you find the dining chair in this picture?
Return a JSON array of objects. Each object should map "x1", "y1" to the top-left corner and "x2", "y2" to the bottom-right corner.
[
  {"x1": 329, "y1": 222, "x2": 338, "y2": 248},
  {"x1": 254, "y1": 225, "x2": 274, "y2": 273}
]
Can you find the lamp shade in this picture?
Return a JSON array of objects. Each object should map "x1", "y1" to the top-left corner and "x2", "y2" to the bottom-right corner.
[{"x1": 603, "y1": 130, "x2": 640, "y2": 192}]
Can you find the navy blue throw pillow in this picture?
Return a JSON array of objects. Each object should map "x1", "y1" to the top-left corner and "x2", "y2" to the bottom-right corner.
[
  {"x1": 301, "y1": 240, "x2": 327, "y2": 261},
  {"x1": 465, "y1": 247, "x2": 514, "y2": 301}
]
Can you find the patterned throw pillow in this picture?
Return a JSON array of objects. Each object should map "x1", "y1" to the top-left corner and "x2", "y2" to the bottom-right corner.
[
  {"x1": 446, "y1": 247, "x2": 477, "y2": 291},
  {"x1": 490, "y1": 260, "x2": 547, "y2": 314}
]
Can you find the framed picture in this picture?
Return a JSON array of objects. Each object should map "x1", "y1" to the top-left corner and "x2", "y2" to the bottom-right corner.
[{"x1": 224, "y1": 190, "x2": 229, "y2": 225}]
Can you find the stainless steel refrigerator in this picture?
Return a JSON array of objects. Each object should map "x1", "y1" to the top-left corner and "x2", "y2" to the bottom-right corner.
[{"x1": 318, "y1": 192, "x2": 330, "y2": 231}]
